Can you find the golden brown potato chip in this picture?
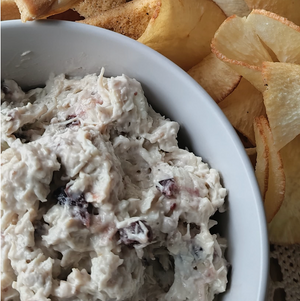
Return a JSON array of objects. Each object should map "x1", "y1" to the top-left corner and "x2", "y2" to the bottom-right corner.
[
  {"x1": 254, "y1": 117, "x2": 269, "y2": 199},
  {"x1": 257, "y1": 116, "x2": 285, "y2": 223},
  {"x1": 245, "y1": 147, "x2": 256, "y2": 156},
  {"x1": 245, "y1": 0, "x2": 300, "y2": 26},
  {"x1": 211, "y1": 14, "x2": 272, "y2": 92},
  {"x1": 218, "y1": 78, "x2": 266, "y2": 145},
  {"x1": 138, "y1": 0, "x2": 226, "y2": 71},
  {"x1": 1, "y1": 0, "x2": 21, "y2": 20},
  {"x1": 262, "y1": 62, "x2": 300, "y2": 151},
  {"x1": 247, "y1": 9, "x2": 300, "y2": 64},
  {"x1": 268, "y1": 135, "x2": 300, "y2": 244},
  {"x1": 15, "y1": 0, "x2": 79, "y2": 21},
  {"x1": 187, "y1": 53, "x2": 241, "y2": 103},
  {"x1": 212, "y1": 0, "x2": 250, "y2": 17},
  {"x1": 79, "y1": 0, "x2": 159, "y2": 40},
  {"x1": 73, "y1": 0, "x2": 126, "y2": 18}
]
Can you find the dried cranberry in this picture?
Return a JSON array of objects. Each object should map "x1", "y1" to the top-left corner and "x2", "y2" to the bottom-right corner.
[
  {"x1": 156, "y1": 178, "x2": 178, "y2": 198},
  {"x1": 118, "y1": 220, "x2": 153, "y2": 247},
  {"x1": 66, "y1": 114, "x2": 76, "y2": 120},
  {"x1": 53, "y1": 186, "x2": 93, "y2": 227},
  {"x1": 66, "y1": 114, "x2": 80, "y2": 127},
  {"x1": 170, "y1": 203, "x2": 177, "y2": 211}
]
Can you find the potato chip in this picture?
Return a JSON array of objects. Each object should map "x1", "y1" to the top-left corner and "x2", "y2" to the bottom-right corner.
[
  {"x1": 247, "y1": 9, "x2": 300, "y2": 64},
  {"x1": 138, "y1": 0, "x2": 226, "y2": 71},
  {"x1": 268, "y1": 135, "x2": 300, "y2": 244},
  {"x1": 15, "y1": 0, "x2": 79, "y2": 21},
  {"x1": 15, "y1": 0, "x2": 78, "y2": 22},
  {"x1": 254, "y1": 117, "x2": 269, "y2": 199},
  {"x1": 73, "y1": 0, "x2": 126, "y2": 18},
  {"x1": 218, "y1": 78, "x2": 266, "y2": 145},
  {"x1": 79, "y1": 0, "x2": 159, "y2": 40},
  {"x1": 262, "y1": 62, "x2": 300, "y2": 151},
  {"x1": 245, "y1": 0, "x2": 300, "y2": 26},
  {"x1": 187, "y1": 53, "x2": 241, "y2": 103},
  {"x1": 212, "y1": 0, "x2": 250, "y2": 17},
  {"x1": 258, "y1": 116, "x2": 285, "y2": 223},
  {"x1": 211, "y1": 14, "x2": 272, "y2": 92},
  {"x1": 1, "y1": 0, "x2": 21, "y2": 20},
  {"x1": 259, "y1": 40, "x2": 279, "y2": 63},
  {"x1": 245, "y1": 147, "x2": 256, "y2": 156}
]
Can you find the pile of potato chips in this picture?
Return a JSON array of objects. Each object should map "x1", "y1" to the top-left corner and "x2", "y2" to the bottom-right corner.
[{"x1": 2, "y1": 0, "x2": 300, "y2": 244}]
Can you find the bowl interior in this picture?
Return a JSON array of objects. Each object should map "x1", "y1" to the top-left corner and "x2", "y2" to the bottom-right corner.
[{"x1": 1, "y1": 20, "x2": 269, "y2": 301}]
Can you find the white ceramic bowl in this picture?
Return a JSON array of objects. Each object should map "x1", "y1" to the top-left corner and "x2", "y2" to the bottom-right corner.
[{"x1": 1, "y1": 20, "x2": 269, "y2": 301}]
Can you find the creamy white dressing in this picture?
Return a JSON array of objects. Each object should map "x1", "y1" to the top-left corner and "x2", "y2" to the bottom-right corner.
[{"x1": 1, "y1": 69, "x2": 228, "y2": 301}]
